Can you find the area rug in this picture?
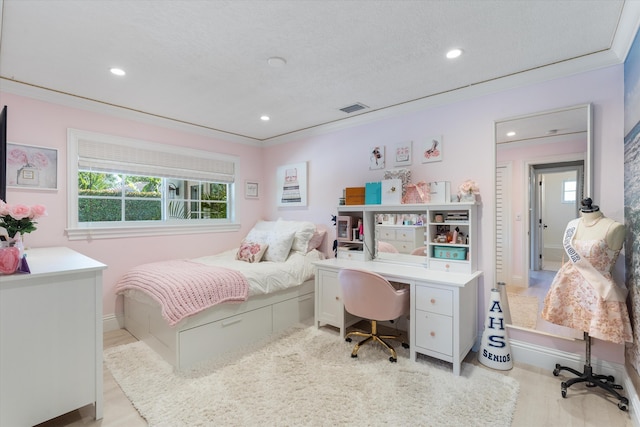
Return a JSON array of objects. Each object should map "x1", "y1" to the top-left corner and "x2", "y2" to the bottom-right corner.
[
  {"x1": 507, "y1": 293, "x2": 539, "y2": 330},
  {"x1": 104, "y1": 326, "x2": 519, "y2": 426}
]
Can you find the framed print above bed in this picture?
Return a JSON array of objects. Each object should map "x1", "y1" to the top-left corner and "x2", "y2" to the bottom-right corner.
[{"x1": 277, "y1": 162, "x2": 307, "y2": 207}]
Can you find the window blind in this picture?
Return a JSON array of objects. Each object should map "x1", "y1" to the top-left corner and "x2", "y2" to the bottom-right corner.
[{"x1": 77, "y1": 138, "x2": 235, "y2": 183}]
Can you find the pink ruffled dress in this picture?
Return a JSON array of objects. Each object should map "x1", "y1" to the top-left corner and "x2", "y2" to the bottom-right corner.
[{"x1": 541, "y1": 237, "x2": 633, "y2": 345}]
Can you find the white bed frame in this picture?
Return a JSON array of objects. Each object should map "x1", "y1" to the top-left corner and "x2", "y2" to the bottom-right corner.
[{"x1": 123, "y1": 279, "x2": 315, "y2": 370}]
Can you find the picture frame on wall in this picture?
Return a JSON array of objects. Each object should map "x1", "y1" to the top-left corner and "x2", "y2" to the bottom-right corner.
[
  {"x1": 394, "y1": 141, "x2": 412, "y2": 166},
  {"x1": 369, "y1": 145, "x2": 385, "y2": 170},
  {"x1": 276, "y1": 161, "x2": 307, "y2": 207},
  {"x1": 6, "y1": 142, "x2": 58, "y2": 190},
  {"x1": 245, "y1": 180, "x2": 259, "y2": 199},
  {"x1": 421, "y1": 135, "x2": 443, "y2": 163}
]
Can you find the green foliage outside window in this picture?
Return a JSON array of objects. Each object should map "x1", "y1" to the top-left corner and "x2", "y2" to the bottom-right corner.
[{"x1": 78, "y1": 171, "x2": 228, "y2": 223}]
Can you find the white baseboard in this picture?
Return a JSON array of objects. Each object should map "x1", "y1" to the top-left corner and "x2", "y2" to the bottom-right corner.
[
  {"x1": 103, "y1": 312, "x2": 124, "y2": 333},
  {"x1": 510, "y1": 338, "x2": 639, "y2": 424}
]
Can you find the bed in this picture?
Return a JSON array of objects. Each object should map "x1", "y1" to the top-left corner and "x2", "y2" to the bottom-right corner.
[{"x1": 118, "y1": 220, "x2": 327, "y2": 370}]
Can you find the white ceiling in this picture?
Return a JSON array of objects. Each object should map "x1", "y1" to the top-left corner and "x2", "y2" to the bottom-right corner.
[{"x1": 0, "y1": 1, "x2": 639, "y2": 145}]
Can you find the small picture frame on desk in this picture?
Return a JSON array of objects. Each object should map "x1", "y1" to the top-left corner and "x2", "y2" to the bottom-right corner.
[
  {"x1": 381, "y1": 214, "x2": 396, "y2": 225},
  {"x1": 336, "y1": 216, "x2": 352, "y2": 241}
]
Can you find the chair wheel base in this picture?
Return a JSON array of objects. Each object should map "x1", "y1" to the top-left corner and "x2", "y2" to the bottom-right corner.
[
  {"x1": 555, "y1": 363, "x2": 628, "y2": 411},
  {"x1": 389, "y1": 357, "x2": 397, "y2": 363},
  {"x1": 351, "y1": 353, "x2": 358, "y2": 358}
]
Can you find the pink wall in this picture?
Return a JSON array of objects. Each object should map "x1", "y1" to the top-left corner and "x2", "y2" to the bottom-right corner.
[
  {"x1": 263, "y1": 65, "x2": 626, "y2": 363},
  {"x1": 0, "y1": 92, "x2": 267, "y2": 316},
  {"x1": 1, "y1": 64, "x2": 626, "y2": 363}
]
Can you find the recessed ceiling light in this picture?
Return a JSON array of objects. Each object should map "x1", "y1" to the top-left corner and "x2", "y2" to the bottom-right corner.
[
  {"x1": 260, "y1": 115, "x2": 270, "y2": 121},
  {"x1": 506, "y1": 131, "x2": 516, "y2": 137},
  {"x1": 267, "y1": 57, "x2": 287, "y2": 67},
  {"x1": 446, "y1": 48, "x2": 463, "y2": 59},
  {"x1": 110, "y1": 67, "x2": 126, "y2": 76}
]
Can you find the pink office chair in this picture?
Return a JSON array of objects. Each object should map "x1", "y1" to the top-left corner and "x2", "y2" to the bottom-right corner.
[
  {"x1": 411, "y1": 246, "x2": 427, "y2": 256},
  {"x1": 377, "y1": 240, "x2": 399, "y2": 253},
  {"x1": 338, "y1": 268, "x2": 410, "y2": 362}
]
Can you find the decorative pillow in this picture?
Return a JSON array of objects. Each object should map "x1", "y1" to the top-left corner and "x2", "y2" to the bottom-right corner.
[
  {"x1": 235, "y1": 241, "x2": 268, "y2": 263},
  {"x1": 306, "y1": 229, "x2": 327, "y2": 252},
  {"x1": 245, "y1": 228, "x2": 271, "y2": 246},
  {"x1": 275, "y1": 219, "x2": 316, "y2": 254},
  {"x1": 251, "y1": 220, "x2": 277, "y2": 232},
  {"x1": 263, "y1": 231, "x2": 296, "y2": 262}
]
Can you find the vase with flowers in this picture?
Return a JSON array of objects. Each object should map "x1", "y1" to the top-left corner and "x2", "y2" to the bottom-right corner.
[
  {"x1": 458, "y1": 180, "x2": 480, "y2": 202},
  {"x1": 0, "y1": 201, "x2": 47, "y2": 274}
]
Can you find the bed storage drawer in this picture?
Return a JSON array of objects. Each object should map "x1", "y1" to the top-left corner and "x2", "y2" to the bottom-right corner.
[
  {"x1": 178, "y1": 305, "x2": 272, "y2": 368},
  {"x1": 273, "y1": 292, "x2": 314, "y2": 332}
]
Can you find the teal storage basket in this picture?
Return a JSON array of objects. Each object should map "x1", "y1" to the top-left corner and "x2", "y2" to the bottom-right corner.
[
  {"x1": 433, "y1": 246, "x2": 467, "y2": 260},
  {"x1": 365, "y1": 182, "x2": 381, "y2": 204}
]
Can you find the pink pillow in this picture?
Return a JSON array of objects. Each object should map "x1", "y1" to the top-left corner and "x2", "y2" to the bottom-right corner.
[
  {"x1": 236, "y1": 241, "x2": 268, "y2": 263},
  {"x1": 306, "y1": 229, "x2": 326, "y2": 252}
]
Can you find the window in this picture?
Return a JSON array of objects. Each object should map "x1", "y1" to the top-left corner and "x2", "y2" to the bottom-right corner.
[
  {"x1": 562, "y1": 179, "x2": 577, "y2": 203},
  {"x1": 67, "y1": 129, "x2": 240, "y2": 240}
]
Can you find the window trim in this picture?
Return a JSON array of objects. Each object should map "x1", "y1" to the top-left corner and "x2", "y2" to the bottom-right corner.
[
  {"x1": 67, "y1": 128, "x2": 240, "y2": 240},
  {"x1": 561, "y1": 179, "x2": 577, "y2": 204}
]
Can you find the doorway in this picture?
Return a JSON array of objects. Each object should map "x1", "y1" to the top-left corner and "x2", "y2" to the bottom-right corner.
[
  {"x1": 529, "y1": 161, "x2": 583, "y2": 278},
  {"x1": 516, "y1": 161, "x2": 584, "y2": 338}
]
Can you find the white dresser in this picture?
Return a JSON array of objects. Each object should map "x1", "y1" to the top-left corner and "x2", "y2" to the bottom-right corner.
[
  {"x1": 0, "y1": 247, "x2": 107, "y2": 426},
  {"x1": 376, "y1": 225, "x2": 426, "y2": 254}
]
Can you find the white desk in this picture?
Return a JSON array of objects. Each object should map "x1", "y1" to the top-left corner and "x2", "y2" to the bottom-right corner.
[
  {"x1": 314, "y1": 258, "x2": 481, "y2": 375},
  {"x1": 0, "y1": 247, "x2": 106, "y2": 426}
]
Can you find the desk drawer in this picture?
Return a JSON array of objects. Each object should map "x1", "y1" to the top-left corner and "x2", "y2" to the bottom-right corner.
[
  {"x1": 415, "y1": 310, "x2": 453, "y2": 356},
  {"x1": 429, "y1": 259, "x2": 470, "y2": 274},
  {"x1": 378, "y1": 228, "x2": 396, "y2": 240},
  {"x1": 389, "y1": 241, "x2": 415, "y2": 253},
  {"x1": 337, "y1": 250, "x2": 365, "y2": 261},
  {"x1": 395, "y1": 229, "x2": 416, "y2": 241},
  {"x1": 415, "y1": 285, "x2": 453, "y2": 316}
]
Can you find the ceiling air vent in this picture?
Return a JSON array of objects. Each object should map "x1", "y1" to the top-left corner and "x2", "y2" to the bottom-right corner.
[{"x1": 339, "y1": 103, "x2": 368, "y2": 114}]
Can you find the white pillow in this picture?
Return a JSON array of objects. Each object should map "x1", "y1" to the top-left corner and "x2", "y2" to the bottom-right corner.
[
  {"x1": 251, "y1": 220, "x2": 277, "y2": 231},
  {"x1": 274, "y1": 219, "x2": 316, "y2": 254},
  {"x1": 263, "y1": 231, "x2": 296, "y2": 262},
  {"x1": 245, "y1": 228, "x2": 270, "y2": 245},
  {"x1": 245, "y1": 228, "x2": 295, "y2": 262}
]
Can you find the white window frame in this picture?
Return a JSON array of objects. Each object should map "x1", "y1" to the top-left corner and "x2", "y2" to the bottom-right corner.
[
  {"x1": 66, "y1": 129, "x2": 240, "y2": 240},
  {"x1": 562, "y1": 179, "x2": 577, "y2": 204}
]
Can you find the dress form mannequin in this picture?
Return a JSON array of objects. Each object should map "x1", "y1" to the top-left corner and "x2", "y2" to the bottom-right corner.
[
  {"x1": 542, "y1": 198, "x2": 631, "y2": 410},
  {"x1": 574, "y1": 206, "x2": 625, "y2": 252}
]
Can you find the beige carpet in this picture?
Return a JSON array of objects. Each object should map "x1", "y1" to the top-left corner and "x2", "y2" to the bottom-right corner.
[
  {"x1": 507, "y1": 293, "x2": 539, "y2": 330},
  {"x1": 104, "y1": 326, "x2": 519, "y2": 426}
]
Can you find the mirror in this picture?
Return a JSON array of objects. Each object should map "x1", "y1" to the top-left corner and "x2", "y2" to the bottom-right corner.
[
  {"x1": 374, "y1": 212, "x2": 429, "y2": 265},
  {"x1": 495, "y1": 104, "x2": 591, "y2": 339}
]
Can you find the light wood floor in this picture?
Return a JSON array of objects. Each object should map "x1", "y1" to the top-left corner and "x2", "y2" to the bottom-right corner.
[{"x1": 36, "y1": 328, "x2": 634, "y2": 427}]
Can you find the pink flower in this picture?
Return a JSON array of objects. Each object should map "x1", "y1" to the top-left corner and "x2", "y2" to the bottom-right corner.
[
  {"x1": 7, "y1": 148, "x2": 28, "y2": 165},
  {"x1": 458, "y1": 180, "x2": 480, "y2": 194},
  {"x1": 0, "y1": 202, "x2": 47, "y2": 237},
  {"x1": 0, "y1": 247, "x2": 20, "y2": 274},
  {"x1": 8, "y1": 204, "x2": 31, "y2": 220},
  {"x1": 30, "y1": 204, "x2": 47, "y2": 219},
  {"x1": 30, "y1": 152, "x2": 49, "y2": 168}
]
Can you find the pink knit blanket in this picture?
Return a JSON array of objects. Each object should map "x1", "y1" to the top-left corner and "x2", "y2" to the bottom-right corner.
[{"x1": 116, "y1": 260, "x2": 249, "y2": 326}]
